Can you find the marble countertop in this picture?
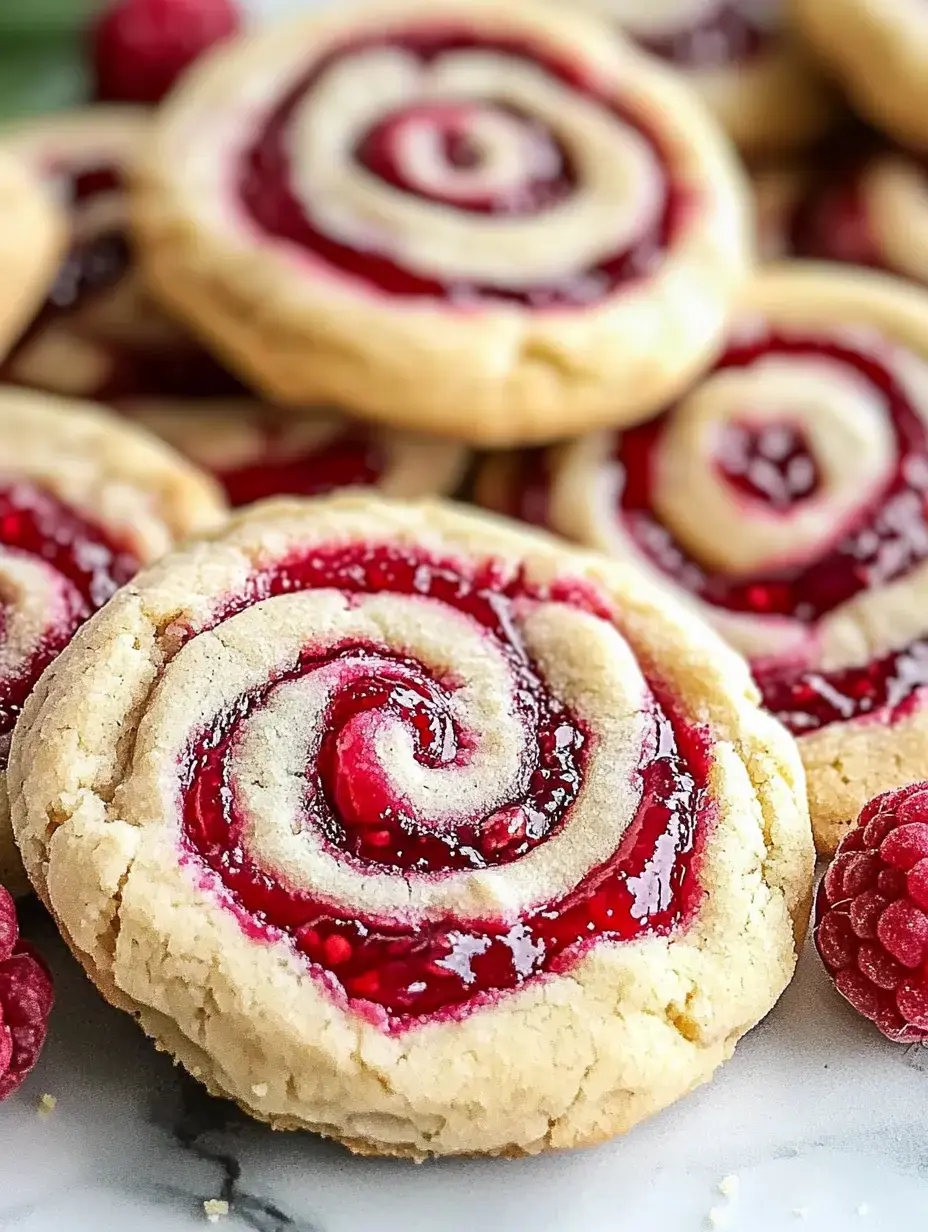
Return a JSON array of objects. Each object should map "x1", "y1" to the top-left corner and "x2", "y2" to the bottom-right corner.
[{"x1": 2, "y1": 905, "x2": 926, "y2": 1232}]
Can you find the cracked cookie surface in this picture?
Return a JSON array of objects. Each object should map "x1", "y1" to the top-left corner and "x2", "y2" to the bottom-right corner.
[
  {"x1": 0, "y1": 389, "x2": 226, "y2": 897},
  {"x1": 9, "y1": 494, "x2": 811, "y2": 1157},
  {"x1": 132, "y1": 0, "x2": 751, "y2": 446}
]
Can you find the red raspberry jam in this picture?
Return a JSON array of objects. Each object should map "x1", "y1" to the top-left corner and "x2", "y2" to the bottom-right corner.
[
  {"x1": 180, "y1": 543, "x2": 711, "y2": 1028},
  {"x1": 356, "y1": 102, "x2": 575, "y2": 215},
  {"x1": 239, "y1": 29, "x2": 684, "y2": 307},
  {"x1": 506, "y1": 332, "x2": 928, "y2": 734},
  {"x1": 634, "y1": 2, "x2": 771, "y2": 68},
  {"x1": 216, "y1": 432, "x2": 385, "y2": 507},
  {"x1": 715, "y1": 420, "x2": 821, "y2": 509},
  {"x1": 0, "y1": 483, "x2": 138, "y2": 751}
]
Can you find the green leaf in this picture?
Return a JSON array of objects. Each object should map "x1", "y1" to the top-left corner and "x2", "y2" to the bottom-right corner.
[
  {"x1": 0, "y1": 38, "x2": 89, "y2": 118},
  {"x1": 0, "y1": 0, "x2": 98, "y2": 39}
]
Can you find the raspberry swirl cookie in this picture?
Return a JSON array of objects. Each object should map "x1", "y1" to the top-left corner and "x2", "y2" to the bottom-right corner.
[
  {"x1": 8, "y1": 496, "x2": 811, "y2": 1157},
  {"x1": 0, "y1": 391, "x2": 225, "y2": 898},
  {"x1": 127, "y1": 403, "x2": 468, "y2": 505},
  {"x1": 793, "y1": 0, "x2": 928, "y2": 150},
  {"x1": 0, "y1": 107, "x2": 246, "y2": 403},
  {"x1": 0, "y1": 150, "x2": 63, "y2": 360},
  {"x1": 576, "y1": 0, "x2": 834, "y2": 155},
  {"x1": 479, "y1": 267, "x2": 928, "y2": 854},
  {"x1": 133, "y1": 0, "x2": 752, "y2": 445}
]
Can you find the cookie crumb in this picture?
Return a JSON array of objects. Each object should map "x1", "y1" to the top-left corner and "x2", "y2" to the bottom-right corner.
[
  {"x1": 203, "y1": 1199, "x2": 229, "y2": 1223},
  {"x1": 37, "y1": 1093, "x2": 57, "y2": 1114},
  {"x1": 718, "y1": 1175, "x2": 739, "y2": 1199},
  {"x1": 706, "y1": 1208, "x2": 729, "y2": 1229},
  {"x1": 251, "y1": 1082, "x2": 268, "y2": 1097},
  {"x1": 857, "y1": 1203, "x2": 870, "y2": 1217}
]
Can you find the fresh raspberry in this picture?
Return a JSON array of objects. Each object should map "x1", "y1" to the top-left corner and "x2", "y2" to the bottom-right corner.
[
  {"x1": 816, "y1": 782, "x2": 928, "y2": 1042},
  {"x1": 91, "y1": 0, "x2": 242, "y2": 105},
  {"x1": 0, "y1": 887, "x2": 54, "y2": 1100}
]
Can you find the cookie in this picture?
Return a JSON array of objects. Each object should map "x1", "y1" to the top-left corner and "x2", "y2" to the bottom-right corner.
[
  {"x1": 8, "y1": 494, "x2": 812, "y2": 1158},
  {"x1": 792, "y1": 0, "x2": 928, "y2": 150},
  {"x1": 755, "y1": 136, "x2": 928, "y2": 283},
  {"x1": 478, "y1": 266, "x2": 928, "y2": 855},
  {"x1": 126, "y1": 402, "x2": 469, "y2": 505},
  {"x1": 132, "y1": 0, "x2": 752, "y2": 446},
  {"x1": 0, "y1": 390, "x2": 226, "y2": 898},
  {"x1": 0, "y1": 106, "x2": 246, "y2": 403},
  {"x1": 576, "y1": 0, "x2": 835, "y2": 155},
  {"x1": 0, "y1": 148, "x2": 64, "y2": 360}
]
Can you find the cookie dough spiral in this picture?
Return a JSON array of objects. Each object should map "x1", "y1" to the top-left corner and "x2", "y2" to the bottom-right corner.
[{"x1": 9, "y1": 496, "x2": 810, "y2": 1157}]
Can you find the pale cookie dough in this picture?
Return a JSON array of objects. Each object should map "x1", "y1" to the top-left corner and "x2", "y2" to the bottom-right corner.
[
  {"x1": 0, "y1": 149, "x2": 64, "y2": 360},
  {"x1": 576, "y1": 0, "x2": 835, "y2": 155},
  {"x1": 478, "y1": 266, "x2": 928, "y2": 854},
  {"x1": 132, "y1": 0, "x2": 752, "y2": 446},
  {"x1": 126, "y1": 401, "x2": 469, "y2": 504},
  {"x1": 0, "y1": 390, "x2": 226, "y2": 897},
  {"x1": 792, "y1": 0, "x2": 928, "y2": 150},
  {"x1": 8, "y1": 494, "x2": 812, "y2": 1158}
]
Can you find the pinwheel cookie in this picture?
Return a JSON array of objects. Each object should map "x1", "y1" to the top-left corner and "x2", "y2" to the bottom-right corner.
[
  {"x1": 793, "y1": 0, "x2": 928, "y2": 150},
  {"x1": 576, "y1": 0, "x2": 834, "y2": 155},
  {"x1": 479, "y1": 267, "x2": 928, "y2": 855},
  {"x1": 132, "y1": 0, "x2": 752, "y2": 445},
  {"x1": 0, "y1": 106, "x2": 247, "y2": 403},
  {"x1": 0, "y1": 391, "x2": 225, "y2": 897},
  {"x1": 127, "y1": 403, "x2": 468, "y2": 505},
  {"x1": 0, "y1": 149, "x2": 63, "y2": 360},
  {"x1": 8, "y1": 496, "x2": 812, "y2": 1157}
]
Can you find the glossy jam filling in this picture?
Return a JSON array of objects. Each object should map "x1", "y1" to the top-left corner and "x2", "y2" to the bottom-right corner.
[
  {"x1": 356, "y1": 101, "x2": 575, "y2": 215},
  {"x1": 616, "y1": 335, "x2": 927, "y2": 623},
  {"x1": 635, "y1": 1, "x2": 772, "y2": 68},
  {"x1": 239, "y1": 29, "x2": 684, "y2": 307},
  {"x1": 758, "y1": 639, "x2": 928, "y2": 734},
  {"x1": 180, "y1": 543, "x2": 711, "y2": 1026},
  {"x1": 715, "y1": 420, "x2": 821, "y2": 509},
  {"x1": 0, "y1": 483, "x2": 138, "y2": 745},
  {"x1": 216, "y1": 433, "x2": 385, "y2": 507}
]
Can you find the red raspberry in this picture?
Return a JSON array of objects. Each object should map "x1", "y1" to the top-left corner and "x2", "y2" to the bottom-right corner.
[
  {"x1": 0, "y1": 887, "x2": 54, "y2": 1100},
  {"x1": 816, "y1": 782, "x2": 928, "y2": 1042},
  {"x1": 91, "y1": 0, "x2": 242, "y2": 106}
]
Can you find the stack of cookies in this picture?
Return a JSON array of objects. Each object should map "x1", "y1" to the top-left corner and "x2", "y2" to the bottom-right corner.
[{"x1": 1, "y1": 0, "x2": 927, "y2": 1159}]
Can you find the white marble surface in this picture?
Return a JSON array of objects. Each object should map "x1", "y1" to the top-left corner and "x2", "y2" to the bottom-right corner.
[{"x1": 2, "y1": 905, "x2": 927, "y2": 1232}]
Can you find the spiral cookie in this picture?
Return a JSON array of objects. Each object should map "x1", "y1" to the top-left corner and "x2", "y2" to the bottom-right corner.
[
  {"x1": 8, "y1": 495, "x2": 811, "y2": 1157},
  {"x1": 127, "y1": 402, "x2": 468, "y2": 505},
  {"x1": 0, "y1": 107, "x2": 248, "y2": 403},
  {"x1": 576, "y1": 0, "x2": 834, "y2": 155},
  {"x1": 756, "y1": 139, "x2": 928, "y2": 284},
  {"x1": 0, "y1": 150, "x2": 63, "y2": 360},
  {"x1": 479, "y1": 267, "x2": 928, "y2": 855},
  {"x1": 133, "y1": 0, "x2": 752, "y2": 446},
  {"x1": 792, "y1": 0, "x2": 928, "y2": 150},
  {"x1": 0, "y1": 390, "x2": 226, "y2": 898}
]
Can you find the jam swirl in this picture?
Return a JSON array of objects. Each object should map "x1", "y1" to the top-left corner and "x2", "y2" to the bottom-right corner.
[
  {"x1": 239, "y1": 28, "x2": 684, "y2": 306},
  {"x1": 180, "y1": 543, "x2": 711, "y2": 1028}
]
